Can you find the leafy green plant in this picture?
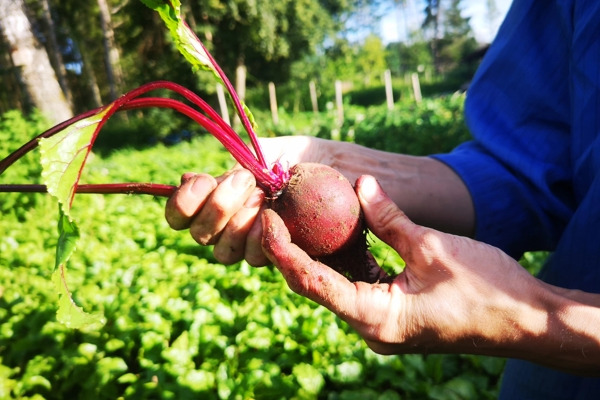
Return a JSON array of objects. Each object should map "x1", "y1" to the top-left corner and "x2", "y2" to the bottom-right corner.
[
  {"x1": 1, "y1": 133, "x2": 508, "y2": 399},
  {"x1": 353, "y1": 95, "x2": 471, "y2": 155},
  {"x1": 0, "y1": 0, "x2": 289, "y2": 328}
]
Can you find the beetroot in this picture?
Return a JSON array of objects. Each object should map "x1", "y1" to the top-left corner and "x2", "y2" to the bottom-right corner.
[
  {"x1": 269, "y1": 163, "x2": 378, "y2": 282},
  {"x1": 271, "y1": 163, "x2": 362, "y2": 257}
]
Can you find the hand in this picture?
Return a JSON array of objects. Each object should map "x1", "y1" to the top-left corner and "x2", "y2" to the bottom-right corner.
[
  {"x1": 165, "y1": 136, "x2": 334, "y2": 266},
  {"x1": 261, "y1": 175, "x2": 549, "y2": 356}
]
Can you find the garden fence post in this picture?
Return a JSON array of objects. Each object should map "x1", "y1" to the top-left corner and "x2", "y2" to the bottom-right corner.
[
  {"x1": 411, "y1": 72, "x2": 422, "y2": 103},
  {"x1": 384, "y1": 69, "x2": 394, "y2": 110},
  {"x1": 309, "y1": 80, "x2": 319, "y2": 114},
  {"x1": 268, "y1": 82, "x2": 279, "y2": 125},
  {"x1": 335, "y1": 80, "x2": 344, "y2": 126},
  {"x1": 233, "y1": 63, "x2": 246, "y2": 128},
  {"x1": 216, "y1": 83, "x2": 231, "y2": 126}
]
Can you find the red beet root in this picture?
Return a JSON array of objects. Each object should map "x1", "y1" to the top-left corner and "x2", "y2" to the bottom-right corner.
[
  {"x1": 269, "y1": 163, "x2": 382, "y2": 283},
  {"x1": 271, "y1": 163, "x2": 363, "y2": 257}
]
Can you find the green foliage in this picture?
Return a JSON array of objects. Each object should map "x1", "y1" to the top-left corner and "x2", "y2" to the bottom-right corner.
[
  {"x1": 355, "y1": 34, "x2": 388, "y2": 86},
  {"x1": 519, "y1": 251, "x2": 549, "y2": 276},
  {"x1": 39, "y1": 106, "x2": 117, "y2": 329},
  {"x1": 0, "y1": 105, "x2": 553, "y2": 398},
  {"x1": 386, "y1": 41, "x2": 433, "y2": 76},
  {"x1": 353, "y1": 95, "x2": 471, "y2": 155},
  {"x1": 1, "y1": 111, "x2": 508, "y2": 398},
  {"x1": 346, "y1": 85, "x2": 404, "y2": 108},
  {"x1": 0, "y1": 110, "x2": 50, "y2": 218}
]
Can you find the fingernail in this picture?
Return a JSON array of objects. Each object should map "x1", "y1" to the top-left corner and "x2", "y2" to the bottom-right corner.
[
  {"x1": 359, "y1": 176, "x2": 383, "y2": 204},
  {"x1": 231, "y1": 170, "x2": 253, "y2": 190},
  {"x1": 244, "y1": 189, "x2": 264, "y2": 208},
  {"x1": 190, "y1": 175, "x2": 209, "y2": 198},
  {"x1": 180, "y1": 172, "x2": 196, "y2": 185}
]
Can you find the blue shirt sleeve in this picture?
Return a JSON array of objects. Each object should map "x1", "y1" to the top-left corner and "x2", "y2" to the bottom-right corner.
[{"x1": 431, "y1": 0, "x2": 577, "y2": 259}]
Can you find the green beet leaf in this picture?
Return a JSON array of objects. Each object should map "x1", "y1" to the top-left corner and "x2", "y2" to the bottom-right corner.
[
  {"x1": 39, "y1": 108, "x2": 112, "y2": 329},
  {"x1": 140, "y1": 0, "x2": 257, "y2": 131},
  {"x1": 39, "y1": 107, "x2": 112, "y2": 216},
  {"x1": 52, "y1": 210, "x2": 106, "y2": 329}
]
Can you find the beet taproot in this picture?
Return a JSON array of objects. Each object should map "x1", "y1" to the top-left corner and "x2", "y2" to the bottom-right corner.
[
  {"x1": 271, "y1": 163, "x2": 363, "y2": 258},
  {"x1": 268, "y1": 163, "x2": 384, "y2": 283}
]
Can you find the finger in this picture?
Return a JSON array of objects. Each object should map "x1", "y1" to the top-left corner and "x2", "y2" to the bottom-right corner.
[
  {"x1": 212, "y1": 187, "x2": 264, "y2": 264},
  {"x1": 244, "y1": 205, "x2": 271, "y2": 266},
  {"x1": 355, "y1": 175, "x2": 420, "y2": 261},
  {"x1": 165, "y1": 173, "x2": 218, "y2": 230},
  {"x1": 190, "y1": 169, "x2": 255, "y2": 245},
  {"x1": 261, "y1": 209, "x2": 358, "y2": 316}
]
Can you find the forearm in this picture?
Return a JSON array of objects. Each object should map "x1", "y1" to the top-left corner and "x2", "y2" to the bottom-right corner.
[
  {"x1": 322, "y1": 141, "x2": 475, "y2": 237},
  {"x1": 493, "y1": 284, "x2": 600, "y2": 376},
  {"x1": 446, "y1": 279, "x2": 600, "y2": 376},
  {"x1": 526, "y1": 292, "x2": 600, "y2": 375}
]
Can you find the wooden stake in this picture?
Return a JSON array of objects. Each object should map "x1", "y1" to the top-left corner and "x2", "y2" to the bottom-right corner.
[
  {"x1": 216, "y1": 83, "x2": 230, "y2": 126},
  {"x1": 411, "y1": 73, "x2": 422, "y2": 103},
  {"x1": 335, "y1": 80, "x2": 344, "y2": 126},
  {"x1": 233, "y1": 63, "x2": 246, "y2": 128},
  {"x1": 268, "y1": 82, "x2": 279, "y2": 125},
  {"x1": 384, "y1": 69, "x2": 394, "y2": 110},
  {"x1": 309, "y1": 80, "x2": 319, "y2": 114}
]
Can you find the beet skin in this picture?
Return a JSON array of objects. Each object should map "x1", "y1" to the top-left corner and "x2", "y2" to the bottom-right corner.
[
  {"x1": 269, "y1": 163, "x2": 388, "y2": 283},
  {"x1": 271, "y1": 163, "x2": 363, "y2": 258}
]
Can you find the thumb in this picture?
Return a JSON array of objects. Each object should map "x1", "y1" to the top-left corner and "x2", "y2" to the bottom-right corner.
[
  {"x1": 261, "y1": 209, "x2": 357, "y2": 313},
  {"x1": 356, "y1": 175, "x2": 418, "y2": 260}
]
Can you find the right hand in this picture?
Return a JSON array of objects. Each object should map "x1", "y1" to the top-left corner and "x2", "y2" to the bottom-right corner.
[{"x1": 165, "y1": 136, "x2": 334, "y2": 266}]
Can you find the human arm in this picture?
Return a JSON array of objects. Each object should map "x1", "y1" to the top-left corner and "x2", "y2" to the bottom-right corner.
[
  {"x1": 261, "y1": 175, "x2": 600, "y2": 376},
  {"x1": 165, "y1": 136, "x2": 475, "y2": 266}
]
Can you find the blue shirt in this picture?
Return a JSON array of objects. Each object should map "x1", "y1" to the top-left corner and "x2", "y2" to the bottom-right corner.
[{"x1": 433, "y1": 0, "x2": 600, "y2": 398}]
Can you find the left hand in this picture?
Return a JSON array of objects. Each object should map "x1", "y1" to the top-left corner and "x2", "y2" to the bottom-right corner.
[{"x1": 261, "y1": 175, "x2": 549, "y2": 355}]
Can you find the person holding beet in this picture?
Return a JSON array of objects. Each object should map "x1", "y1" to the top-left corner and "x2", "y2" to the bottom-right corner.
[{"x1": 165, "y1": 0, "x2": 600, "y2": 397}]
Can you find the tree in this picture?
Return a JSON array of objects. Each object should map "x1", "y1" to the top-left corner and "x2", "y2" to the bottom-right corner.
[
  {"x1": 386, "y1": 40, "x2": 432, "y2": 75},
  {"x1": 0, "y1": 0, "x2": 72, "y2": 124},
  {"x1": 437, "y1": 0, "x2": 478, "y2": 75},
  {"x1": 39, "y1": 0, "x2": 73, "y2": 108},
  {"x1": 97, "y1": 0, "x2": 123, "y2": 101},
  {"x1": 422, "y1": 0, "x2": 441, "y2": 72},
  {"x1": 186, "y1": 0, "x2": 362, "y2": 84},
  {"x1": 356, "y1": 34, "x2": 387, "y2": 86},
  {"x1": 443, "y1": 0, "x2": 471, "y2": 38}
]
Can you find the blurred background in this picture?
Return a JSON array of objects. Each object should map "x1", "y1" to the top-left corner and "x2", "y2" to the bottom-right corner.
[
  {"x1": 0, "y1": 0, "x2": 510, "y2": 133},
  {"x1": 2, "y1": 1, "x2": 555, "y2": 400}
]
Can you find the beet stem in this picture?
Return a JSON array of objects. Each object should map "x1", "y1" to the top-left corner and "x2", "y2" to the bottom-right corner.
[{"x1": 0, "y1": 183, "x2": 176, "y2": 197}]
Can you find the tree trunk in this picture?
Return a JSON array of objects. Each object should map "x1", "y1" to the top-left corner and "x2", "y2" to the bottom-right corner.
[
  {"x1": 0, "y1": 32, "x2": 24, "y2": 113},
  {"x1": 40, "y1": 0, "x2": 73, "y2": 109},
  {"x1": 79, "y1": 45, "x2": 103, "y2": 109},
  {"x1": 97, "y1": 0, "x2": 123, "y2": 101},
  {"x1": 0, "y1": 0, "x2": 72, "y2": 124}
]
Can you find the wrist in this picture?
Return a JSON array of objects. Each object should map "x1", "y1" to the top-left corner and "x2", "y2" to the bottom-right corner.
[{"x1": 470, "y1": 277, "x2": 600, "y2": 375}]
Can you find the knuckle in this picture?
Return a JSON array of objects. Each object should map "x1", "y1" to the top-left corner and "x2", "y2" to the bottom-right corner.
[
  {"x1": 374, "y1": 202, "x2": 405, "y2": 231},
  {"x1": 190, "y1": 223, "x2": 215, "y2": 246},
  {"x1": 213, "y1": 246, "x2": 242, "y2": 265},
  {"x1": 208, "y1": 202, "x2": 228, "y2": 220},
  {"x1": 414, "y1": 229, "x2": 444, "y2": 263}
]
